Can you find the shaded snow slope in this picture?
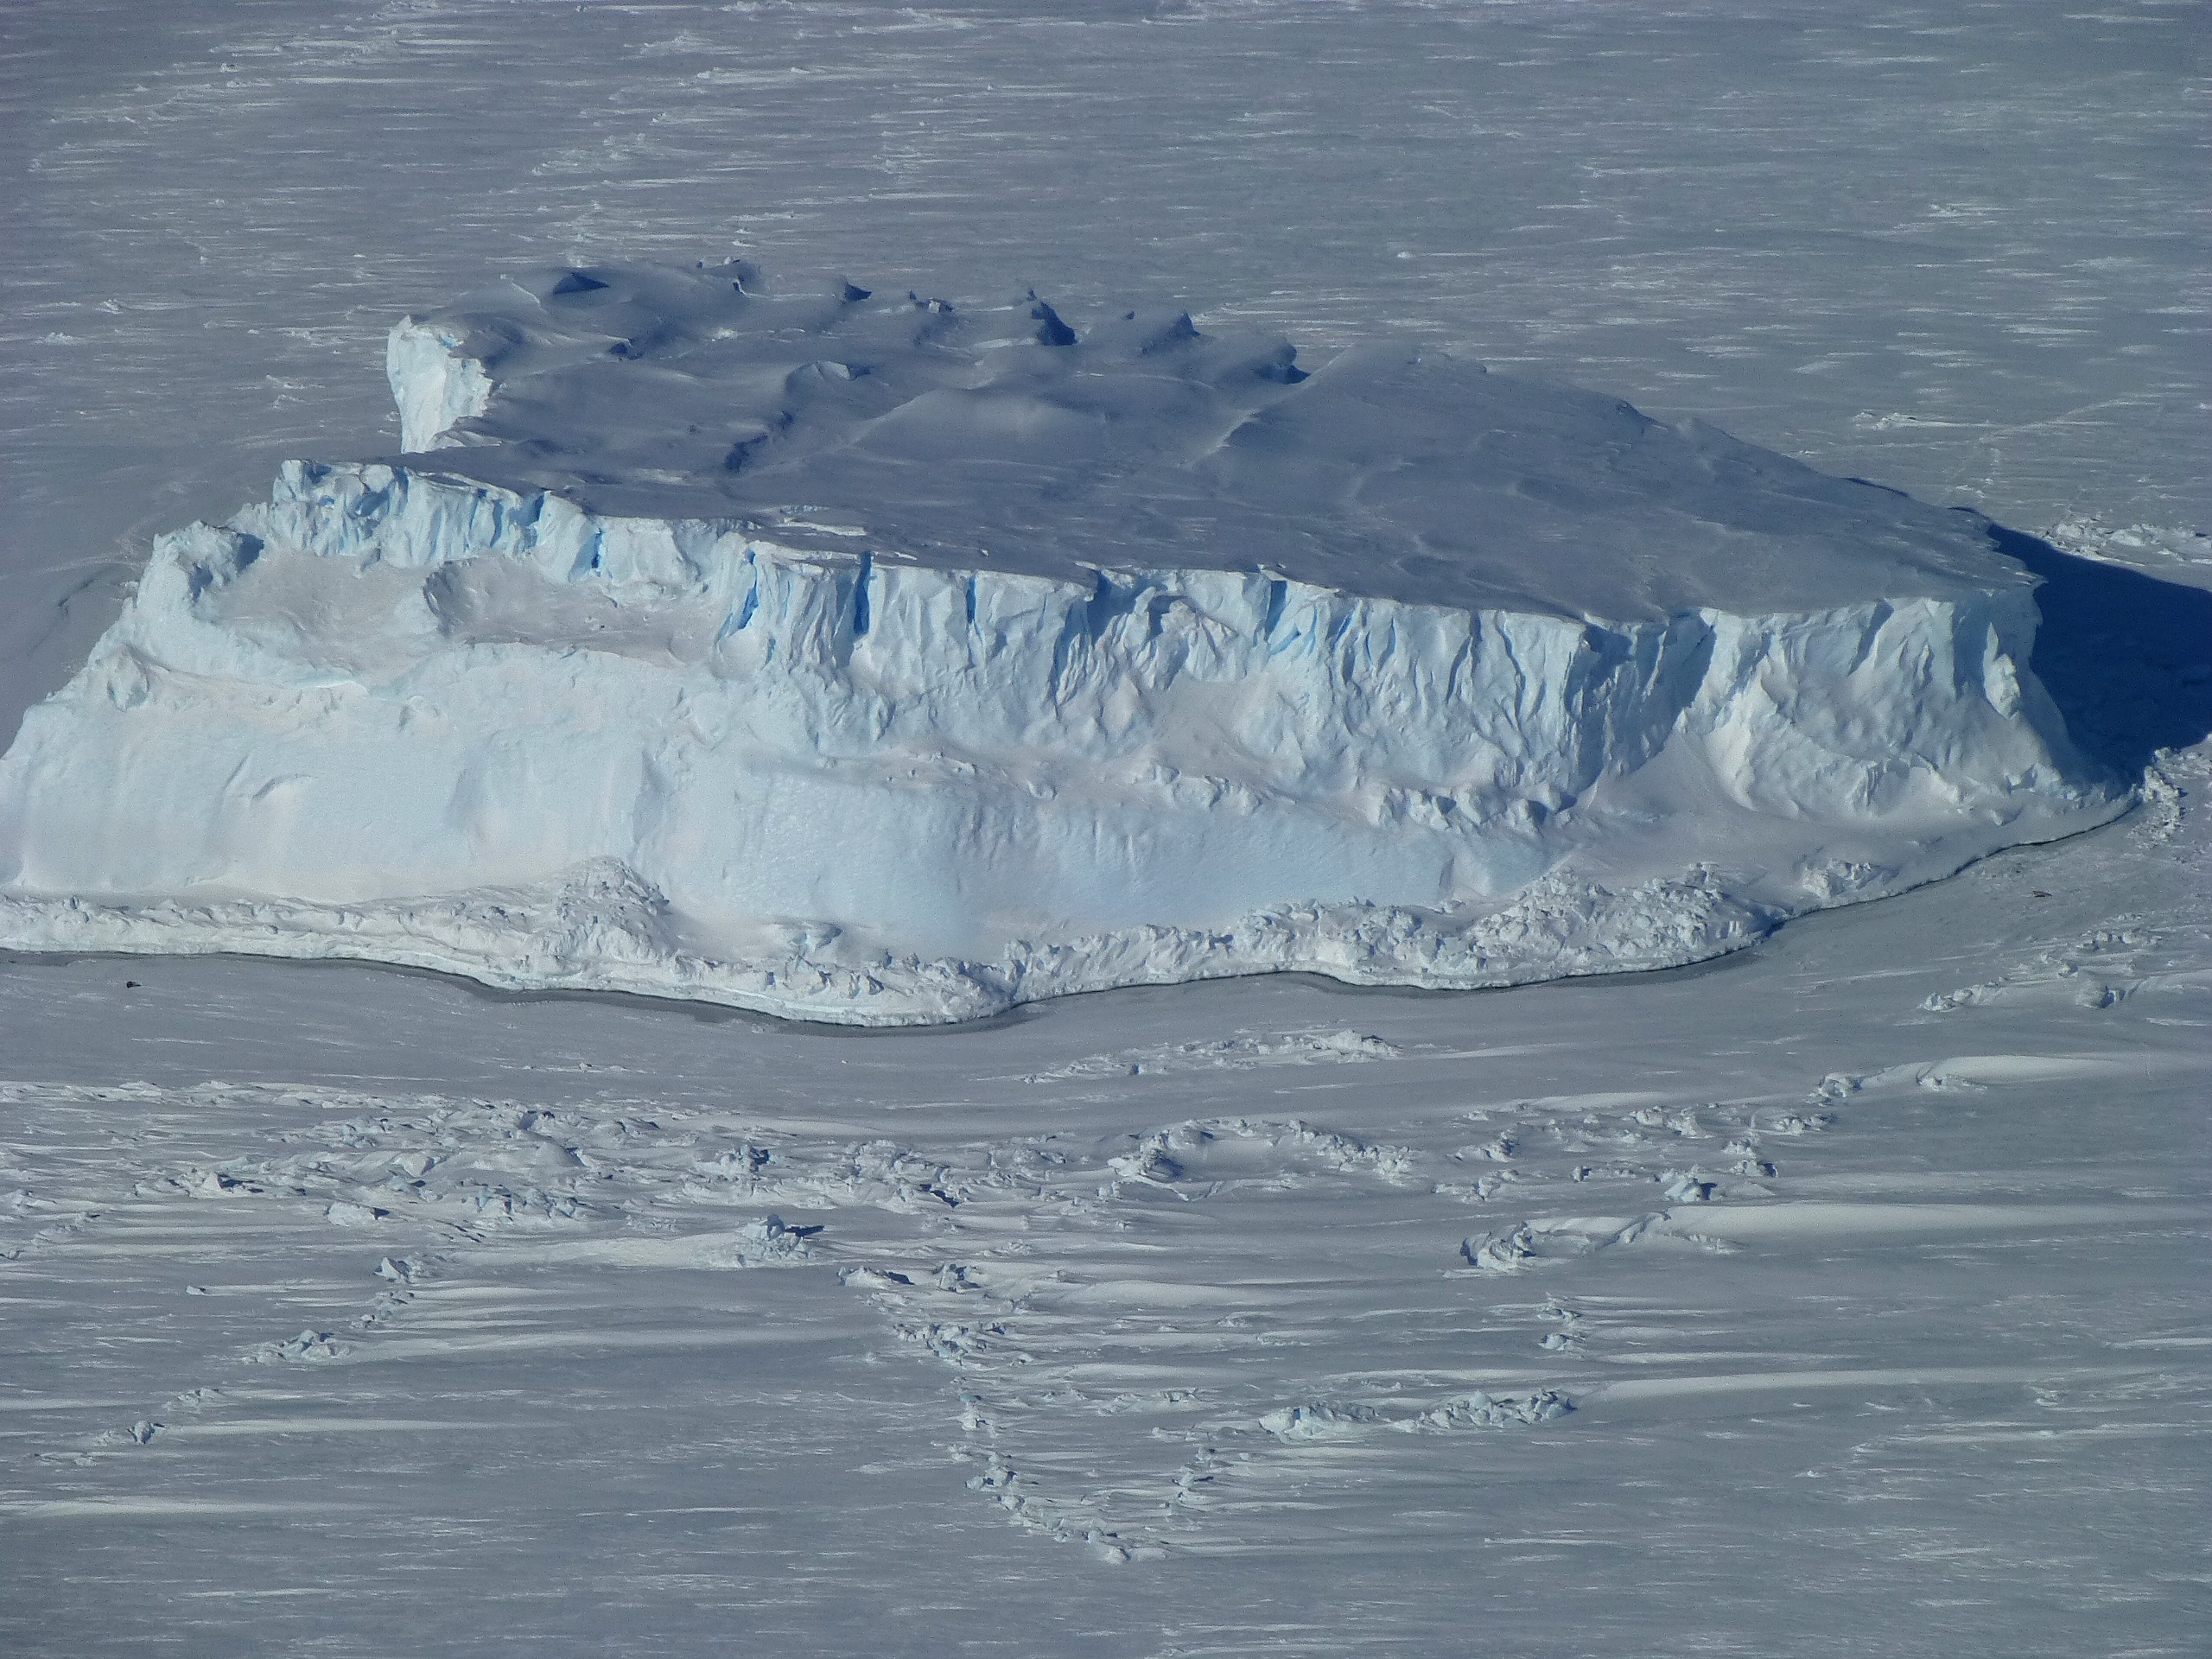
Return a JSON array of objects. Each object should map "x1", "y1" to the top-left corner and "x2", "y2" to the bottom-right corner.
[
  {"x1": 0, "y1": 268, "x2": 2123, "y2": 1022},
  {"x1": 375, "y1": 263, "x2": 2025, "y2": 622}
]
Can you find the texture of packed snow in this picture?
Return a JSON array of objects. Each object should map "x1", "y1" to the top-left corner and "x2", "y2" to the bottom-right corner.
[
  {"x1": 7, "y1": 4, "x2": 2207, "y2": 1654},
  {"x1": 0, "y1": 267, "x2": 2123, "y2": 1021},
  {"x1": 6, "y1": 750, "x2": 2207, "y2": 1647}
]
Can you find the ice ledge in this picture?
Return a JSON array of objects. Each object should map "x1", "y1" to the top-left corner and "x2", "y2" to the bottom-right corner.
[{"x1": 0, "y1": 858, "x2": 1789, "y2": 1027}]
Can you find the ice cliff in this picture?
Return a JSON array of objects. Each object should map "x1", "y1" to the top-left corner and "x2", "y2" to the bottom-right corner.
[{"x1": 0, "y1": 264, "x2": 2123, "y2": 1023}]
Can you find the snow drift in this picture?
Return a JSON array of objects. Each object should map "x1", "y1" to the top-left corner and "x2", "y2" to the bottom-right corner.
[{"x1": 0, "y1": 264, "x2": 2122, "y2": 1022}]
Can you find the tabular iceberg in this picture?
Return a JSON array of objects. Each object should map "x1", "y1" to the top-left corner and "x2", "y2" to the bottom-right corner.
[{"x1": 0, "y1": 264, "x2": 2122, "y2": 1023}]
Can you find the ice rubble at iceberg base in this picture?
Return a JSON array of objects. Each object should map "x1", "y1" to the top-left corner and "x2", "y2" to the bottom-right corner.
[{"x1": 0, "y1": 283, "x2": 2122, "y2": 1025}]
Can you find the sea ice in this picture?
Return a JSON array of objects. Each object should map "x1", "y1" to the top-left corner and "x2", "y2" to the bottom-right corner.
[{"x1": 0, "y1": 264, "x2": 2125, "y2": 1021}]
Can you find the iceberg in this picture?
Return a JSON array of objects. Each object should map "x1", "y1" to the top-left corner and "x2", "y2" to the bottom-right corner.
[{"x1": 0, "y1": 263, "x2": 2123, "y2": 1023}]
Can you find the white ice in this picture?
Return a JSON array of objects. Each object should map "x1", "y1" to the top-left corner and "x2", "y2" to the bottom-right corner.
[
  {"x1": 3, "y1": 3, "x2": 2205, "y2": 1654},
  {"x1": 0, "y1": 268, "x2": 2124, "y2": 1020}
]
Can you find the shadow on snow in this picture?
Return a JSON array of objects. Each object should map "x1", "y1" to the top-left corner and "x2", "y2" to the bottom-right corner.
[{"x1": 1993, "y1": 524, "x2": 2212, "y2": 783}]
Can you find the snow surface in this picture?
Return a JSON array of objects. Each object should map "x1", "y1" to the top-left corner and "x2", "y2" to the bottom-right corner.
[
  {"x1": 0, "y1": 268, "x2": 2125, "y2": 1020},
  {"x1": 372, "y1": 264, "x2": 2028, "y2": 620},
  {"x1": 4, "y1": 745, "x2": 2207, "y2": 1656},
  {"x1": 3, "y1": 3, "x2": 2207, "y2": 1655}
]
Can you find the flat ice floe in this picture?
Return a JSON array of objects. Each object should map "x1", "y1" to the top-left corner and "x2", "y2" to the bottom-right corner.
[{"x1": 0, "y1": 264, "x2": 2125, "y2": 1022}]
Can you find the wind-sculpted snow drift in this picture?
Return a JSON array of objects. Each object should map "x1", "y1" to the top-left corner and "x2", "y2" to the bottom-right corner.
[{"x1": 0, "y1": 264, "x2": 2123, "y2": 1022}]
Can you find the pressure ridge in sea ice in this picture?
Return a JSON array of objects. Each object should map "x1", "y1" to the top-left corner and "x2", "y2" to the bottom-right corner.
[{"x1": 0, "y1": 263, "x2": 2126, "y2": 1022}]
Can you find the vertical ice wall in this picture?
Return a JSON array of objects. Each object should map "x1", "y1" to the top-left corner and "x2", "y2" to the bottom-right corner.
[{"x1": 0, "y1": 270, "x2": 2125, "y2": 1022}]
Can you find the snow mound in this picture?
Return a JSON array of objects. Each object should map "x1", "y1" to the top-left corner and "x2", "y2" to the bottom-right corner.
[{"x1": 0, "y1": 264, "x2": 2123, "y2": 1023}]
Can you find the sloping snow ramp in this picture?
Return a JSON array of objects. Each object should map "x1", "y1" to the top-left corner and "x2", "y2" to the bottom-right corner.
[{"x1": 0, "y1": 264, "x2": 2121, "y2": 1023}]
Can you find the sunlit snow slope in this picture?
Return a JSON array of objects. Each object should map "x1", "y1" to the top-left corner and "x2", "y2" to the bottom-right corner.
[{"x1": 0, "y1": 265, "x2": 2124, "y2": 1022}]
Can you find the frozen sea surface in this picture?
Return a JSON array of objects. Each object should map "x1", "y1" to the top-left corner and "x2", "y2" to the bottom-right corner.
[
  {"x1": 3, "y1": 1, "x2": 2207, "y2": 1653},
  {"x1": 2, "y1": 745, "x2": 2206, "y2": 1656}
]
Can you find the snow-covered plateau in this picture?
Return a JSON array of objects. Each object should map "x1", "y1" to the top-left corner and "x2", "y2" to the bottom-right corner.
[{"x1": 0, "y1": 264, "x2": 2125, "y2": 1022}]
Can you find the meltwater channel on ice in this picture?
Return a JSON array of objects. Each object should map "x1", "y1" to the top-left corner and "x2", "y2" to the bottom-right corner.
[{"x1": 0, "y1": 264, "x2": 2124, "y2": 1023}]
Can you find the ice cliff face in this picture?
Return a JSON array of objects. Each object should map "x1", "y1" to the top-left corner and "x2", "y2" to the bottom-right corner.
[{"x1": 0, "y1": 264, "x2": 2122, "y2": 1023}]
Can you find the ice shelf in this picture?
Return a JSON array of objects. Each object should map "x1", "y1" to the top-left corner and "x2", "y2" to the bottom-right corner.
[{"x1": 0, "y1": 264, "x2": 2124, "y2": 1023}]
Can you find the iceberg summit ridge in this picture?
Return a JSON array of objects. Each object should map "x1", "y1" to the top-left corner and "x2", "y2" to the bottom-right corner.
[{"x1": 0, "y1": 264, "x2": 2123, "y2": 1023}]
